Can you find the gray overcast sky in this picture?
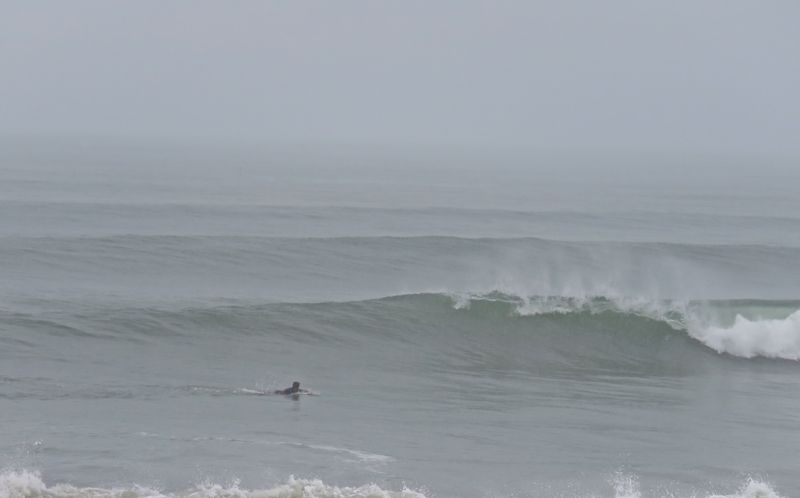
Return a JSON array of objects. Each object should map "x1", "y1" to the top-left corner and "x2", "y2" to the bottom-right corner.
[{"x1": 1, "y1": 1, "x2": 799, "y2": 155}]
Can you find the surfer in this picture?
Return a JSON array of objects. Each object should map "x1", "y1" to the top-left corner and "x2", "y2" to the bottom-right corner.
[{"x1": 274, "y1": 381, "x2": 308, "y2": 395}]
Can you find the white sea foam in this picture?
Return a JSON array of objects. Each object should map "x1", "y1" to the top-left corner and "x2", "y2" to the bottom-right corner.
[
  {"x1": 691, "y1": 311, "x2": 800, "y2": 360},
  {"x1": 272, "y1": 443, "x2": 393, "y2": 465},
  {"x1": 302, "y1": 446, "x2": 393, "y2": 465},
  {"x1": 0, "y1": 471, "x2": 785, "y2": 498},
  {"x1": 0, "y1": 471, "x2": 423, "y2": 498}
]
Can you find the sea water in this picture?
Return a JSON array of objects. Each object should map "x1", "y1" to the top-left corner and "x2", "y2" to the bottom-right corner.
[{"x1": 1, "y1": 138, "x2": 799, "y2": 498}]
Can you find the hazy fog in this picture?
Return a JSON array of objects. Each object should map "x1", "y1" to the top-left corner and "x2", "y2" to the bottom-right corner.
[{"x1": 1, "y1": 1, "x2": 798, "y2": 155}]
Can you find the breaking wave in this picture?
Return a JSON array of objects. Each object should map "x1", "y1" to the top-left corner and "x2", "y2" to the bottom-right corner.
[
  {"x1": 447, "y1": 291, "x2": 800, "y2": 360},
  {"x1": 3, "y1": 290, "x2": 800, "y2": 363}
]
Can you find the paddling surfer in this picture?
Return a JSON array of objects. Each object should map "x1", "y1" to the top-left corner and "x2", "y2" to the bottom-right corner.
[{"x1": 274, "y1": 381, "x2": 308, "y2": 395}]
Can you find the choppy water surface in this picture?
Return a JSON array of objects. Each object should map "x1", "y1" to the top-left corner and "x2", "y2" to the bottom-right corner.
[{"x1": 1, "y1": 139, "x2": 799, "y2": 498}]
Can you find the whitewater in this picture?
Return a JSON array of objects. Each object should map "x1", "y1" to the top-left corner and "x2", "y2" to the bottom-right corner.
[{"x1": 1, "y1": 139, "x2": 800, "y2": 498}]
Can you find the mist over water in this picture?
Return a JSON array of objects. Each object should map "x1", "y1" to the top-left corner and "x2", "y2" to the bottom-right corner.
[{"x1": 2, "y1": 139, "x2": 800, "y2": 498}]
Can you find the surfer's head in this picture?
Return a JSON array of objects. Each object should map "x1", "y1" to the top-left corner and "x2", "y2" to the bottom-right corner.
[{"x1": 292, "y1": 381, "x2": 300, "y2": 389}]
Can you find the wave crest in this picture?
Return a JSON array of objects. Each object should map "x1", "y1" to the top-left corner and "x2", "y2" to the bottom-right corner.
[{"x1": 450, "y1": 291, "x2": 690, "y2": 330}]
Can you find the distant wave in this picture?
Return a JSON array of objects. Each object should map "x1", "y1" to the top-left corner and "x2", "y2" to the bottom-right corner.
[
  {"x1": 4, "y1": 234, "x2": 800, "y2": 310},
  {"x1": 0, "y1": 470, "x2": 784, "y2": 498}
]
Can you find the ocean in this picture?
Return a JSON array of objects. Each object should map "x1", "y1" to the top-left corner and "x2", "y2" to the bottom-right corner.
[{"x1": 1, "y1": 138, "x2": 799, "y2": 498}]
